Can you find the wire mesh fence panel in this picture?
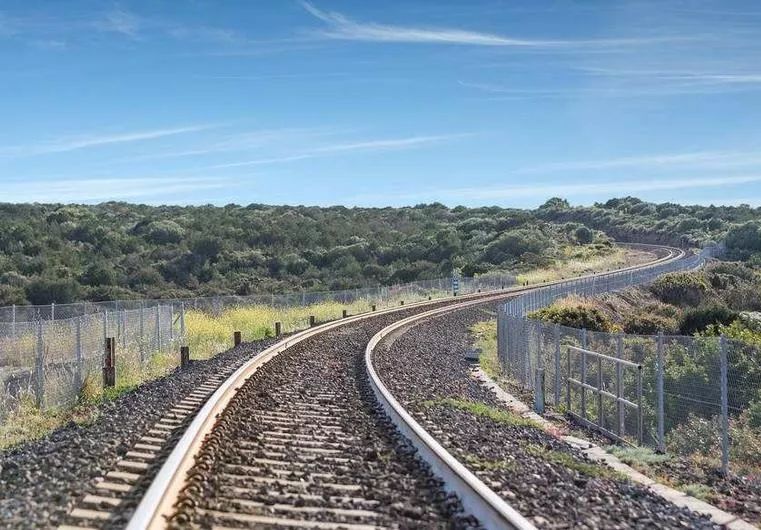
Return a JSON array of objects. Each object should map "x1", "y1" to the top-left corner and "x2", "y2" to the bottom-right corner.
[
  {"x1": 0, "y1": 273, "x2": 517, "y2": 418},
  {"x1": 496, "y1": 245, "x2": 761, "y2": 473}
]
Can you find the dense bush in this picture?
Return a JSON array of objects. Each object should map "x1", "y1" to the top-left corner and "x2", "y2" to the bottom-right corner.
[
  {"x1": 666, "y1": 414, "x2": 720, "y2": 456},
  {"x1": 0, "y1": 202, "x2": 611, "y2": 304},
  {"x1": 531, "y1": 302, "x2": 617, "y2": 332},
  {"x1": 679, "y1": 305, "x2": 738, "y2": 335},
  {"x1": 650, "y1": 272, "x2": 710, "y2": 306},
  {"x1": 623, "y1": 312, "x2": 680, "y2": 335}
]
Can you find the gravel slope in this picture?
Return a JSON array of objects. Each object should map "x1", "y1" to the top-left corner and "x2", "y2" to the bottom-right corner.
[{"x1": 372, "y1": 303, "x2": 720, "y2": 529}]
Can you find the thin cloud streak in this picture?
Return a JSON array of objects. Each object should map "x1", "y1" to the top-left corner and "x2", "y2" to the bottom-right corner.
[
  {"x1": 0, "y1": 124, "x2": 216, "y2": 158},
  {"x1": 459, "y1": 79, "x2": 761, "y2": 99},
  {"x1": 581, "y1": 67, "x2": 761, "y2": 84},
  {"x1": 347, "y1": 175, "x2": 761, "y2": 205},
  {"x1": 200, "y1": 134, "x2": 468, "y2": 170},
  {"x1": 516, "y1": 150, "x2": 761, "y2": 174},
  {"x1": 1, "y1": 176, "x2": 229, "y2": 203},
  {"x1": 301, "y1": 2, "x2": 675, "y2": 48},
  {"x1": 310, "y1": 134, "x2": 469, "y2": 153}
]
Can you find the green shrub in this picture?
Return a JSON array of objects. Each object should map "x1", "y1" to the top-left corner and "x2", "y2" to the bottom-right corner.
[
  {"x1": 746, "y1": 400, "x2": 761, "y2": 430},
  {"x1": 650, "y1": 272, "x2": 710, "y2": 307},
  {"x1": 730, "y1": 410, "x2": 761, "y2": 470},
  {"x1": 679, "y1": 305, "x2": 738, "y2": 335},
  {"x1": 623, "y1": 312, "x2": 680, "y2": 335},
  {"x1": 666, "y1": 414, "x2": 720, "y2": 456},
  {"x1": 531, "y1": 302, "x2": 616, "y2": 332}
]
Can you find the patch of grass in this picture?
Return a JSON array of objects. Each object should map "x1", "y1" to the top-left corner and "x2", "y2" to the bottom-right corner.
[
  {"x1": 680, "y1": 482, "x2": 714, "y2": 501},
  {"x1": 185, "y1": 292, "x2": 442, "y2": 359},
  {"x1": 0, "y1": 394, "x2": 99, "y2": 451},
  {"x1": 423, "y1": 397, "x2": 543, "y2": 430},
  {"x1": 607, "y1": 445, "x2": 671, "y2": 467},
  {"x1": 516, "y1": 247, "x2": 652, "y2": 285},
  {"x1": 462, "y1": 453, "x2": 516, "y2": 472},
  {"x1": 471, "y1": 320, "x2": 500, "y2": 379},
  {"x1": 0, "y1": 292, "x2": 445, "y2": 451},
  {"x1": 524, "y1": 442, "x2": 625, "y2": 480}
]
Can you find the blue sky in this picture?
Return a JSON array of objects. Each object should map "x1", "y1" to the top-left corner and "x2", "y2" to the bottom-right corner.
[{"x1": 1, "y1": 1, "x2": 761, "y2": 208}]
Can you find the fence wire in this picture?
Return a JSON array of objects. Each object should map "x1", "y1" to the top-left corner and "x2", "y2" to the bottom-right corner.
[
  {"x1": 0, "y1": 273, "x2": 515, "y2": 418},
  {"x1": 497, "y1": 246, "x2": 761, "y2": 473}
]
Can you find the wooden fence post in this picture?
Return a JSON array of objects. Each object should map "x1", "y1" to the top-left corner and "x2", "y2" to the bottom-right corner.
[{"x1": 103, "y1": 337, "x2": 116, "y2": 388}]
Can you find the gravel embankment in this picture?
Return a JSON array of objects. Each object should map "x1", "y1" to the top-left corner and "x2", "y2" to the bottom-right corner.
[
  {"x1": 372, "y1": 303, "x2": 720, "y2": 529},
  {"x1": 0, "y1": 337, "x2": 283, "y2": 529},
  {"x1": 170, "y1": 308, "x2": 481, "y2": 529}
]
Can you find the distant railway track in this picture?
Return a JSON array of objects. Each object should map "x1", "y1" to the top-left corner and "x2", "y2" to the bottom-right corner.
[{"x1": 58, "y1": 244, "x2": 686, "y2": 530}]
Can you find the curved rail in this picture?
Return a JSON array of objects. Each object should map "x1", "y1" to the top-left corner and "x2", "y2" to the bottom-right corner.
[
  {"x1": 365, "y1": 294, "x2": 538, "y2": 530},
  {"x1": 126, "y1": 243, "x2": 686, "y2": 530}
]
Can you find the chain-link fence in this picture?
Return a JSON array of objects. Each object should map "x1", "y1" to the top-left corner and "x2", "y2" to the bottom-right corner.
[
  {"x1": 497, "y1": 245, "x2": 761, "y2": 474},
  {"x1": 0, "y1": 273, "x2": 515, "y2": 419}
]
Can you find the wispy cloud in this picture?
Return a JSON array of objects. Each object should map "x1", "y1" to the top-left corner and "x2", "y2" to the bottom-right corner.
[
  {"x1": 580, "y1": 66, "x2": 761, "y2": 87},
  {"x1": 301, "y1": 1, "x2": 679, "y2": 48},
  {"x1": 123, "y1": 128, "x2": 334, "y2": 162},
  {"x1": 93, "y1": 9, "x2": 141, "y2": 38},
  {"x1": 200, "y1": 133, "x2": 468, "y2": 170},
  {"x1": 1, "y1": 176, "x2": 229, "y2": 203},
  {"x1": 347, "y1": 175, "x2": 761, "y2": 205},
  {"x1": 200, "y1": 72, "x2": 350, "y2": 81},
  {"x1": 516, "y1": 150, "x2": 761, "y2": 174},
  {"x1": 310, "y1": 134, "x2": 468, "y2": 153},
  {"x1": 0, "y1": 124, "x2": 216, "y2": 158},
  {"x1": 458, "y1": 78, "x2": 761, "y2": 99}
]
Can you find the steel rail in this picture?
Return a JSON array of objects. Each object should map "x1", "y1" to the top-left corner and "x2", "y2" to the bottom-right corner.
[
  {"x1": 364, "y1": 293, "x2": 539, "y2": 530},
  {"x1": 125, "y1": 243, "x2": 686, "y2": 530}
]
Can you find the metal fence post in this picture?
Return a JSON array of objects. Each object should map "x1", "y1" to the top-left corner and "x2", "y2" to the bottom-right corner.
[
  {"x1": 180, "y1": 302, "x2": 186, "y2": 340},
  {"x1": 139, "y1": 302, "x2": 145, "y2": 361},
  {"x1": 656, "y1": 331, "x2": 665, "y2": 453},
  {"x1": 103, "y1": 311, "x2": 108, "y2": 346},
  {"x1": 75, "y1": 317, "x2": 83, "y2": 392},
  {"x1": 35, "y1": 319, "x2": 44, "y2": 407},
  {"x1": 554, "y1": 323, "x2": 561, "y2": 405},
  {"x1": 616, "y1": 333, "x2": 625, "y2": 436},
  {"x1": 720, "y1": 335, "x2": 729, "y2": 475},
  {"x1": 597, "y1": 351, "x2": 604, "y2": 428},
  {"x1": 580, "y1": 328, "x2": 587, "y2": 419},
  {"x1": 51, "y1": 302, "x2": 55, "y2": 321},
  {"x1": 169, "y1": 305, "x2": 174, "y2": 341},
  {"x1": 534, "y1": 368, "x2": 545, "y2": 414},
  {"x1": 156, "y1": 305, "x2": 162, "y2": 351},
  {"x1": 121, "y1": 309, "x2": 127, "y2": 349},
  {"x1": 566, "y1": 336, "x2": 572, "y2": 411},
  {"x1": 523, "y1": 318, "x2": 530, "y2": 387},
  {"x1": 637, "y1": 365, "x2": 644, "y2": 445}
]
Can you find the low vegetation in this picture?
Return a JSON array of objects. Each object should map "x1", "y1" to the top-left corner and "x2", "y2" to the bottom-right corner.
[
  {"x1": 423, "y1": 397, "x2": 542, "y2": 430},
  {"x1": 0, "y1": 202, "x2": 617, "y2": 305}
]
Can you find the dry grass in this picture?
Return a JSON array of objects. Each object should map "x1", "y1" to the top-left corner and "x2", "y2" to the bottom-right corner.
[
  {"x1": 517, "y1": 247, "x2": 654, "y2": 285},
  {"x1": 471, "y1": 320, "x2": 500, "y2": 379},
  {"x1": 0, "y1": 393, "x2": 99, "y2": 450}
]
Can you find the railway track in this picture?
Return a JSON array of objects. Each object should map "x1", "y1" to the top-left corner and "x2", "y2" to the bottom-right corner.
[{"x1": 57, "y1": 244, "x2": 686, "y2": 530}]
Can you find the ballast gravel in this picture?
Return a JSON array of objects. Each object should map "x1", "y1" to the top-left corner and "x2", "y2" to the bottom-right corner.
[
  {"x1": 170, "y1": 307, "x2": 482, "y2": 529},
  {"x1": 372, "y1": 303, "x2": 720, "y2": 529},
  {"x1": 0, "y1": 336, "x2": 284, "y2": 529}
]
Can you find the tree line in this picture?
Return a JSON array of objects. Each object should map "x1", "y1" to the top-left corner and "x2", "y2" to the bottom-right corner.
[{"x1": 0, "y1": 196, "x2": 759, "y2": 306}]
